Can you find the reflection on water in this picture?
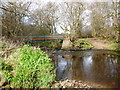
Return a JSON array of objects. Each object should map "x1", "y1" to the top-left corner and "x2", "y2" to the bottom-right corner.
[
  {"x1": 53, "y1": 50, "x2": 120, "y2": 88},
  {"x1": 83, "y1": 55, "x2": 93, "y2": 79},
  {"x1": 56, "y1": 55, "x2": 72, "y2": 80}
]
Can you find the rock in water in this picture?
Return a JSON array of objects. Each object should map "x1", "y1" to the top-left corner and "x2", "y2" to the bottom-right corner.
[{"x1": 62, "y1": 39, "x2": 72, "y2": 49}]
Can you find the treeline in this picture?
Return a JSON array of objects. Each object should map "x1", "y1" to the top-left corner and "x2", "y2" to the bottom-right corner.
[
  {"x1": 90, "y1": 2, "x2": 120, "y2": 42},
  {"x1": 0, "y1": 1, "x2": 120, "y2": 42},
  {"x1": 0, "y1": 1, "x2": 58, "y2": 39}
]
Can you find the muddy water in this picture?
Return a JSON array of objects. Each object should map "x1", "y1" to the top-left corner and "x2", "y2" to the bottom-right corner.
[{"x1": 52, "y1": 50, "x2": 120, "y2": 88}]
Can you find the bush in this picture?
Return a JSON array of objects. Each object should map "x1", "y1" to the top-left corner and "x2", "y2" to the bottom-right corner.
[
  {"x1": 0, "y1": 45, "x2": 56, "y2": 88},
  {"x1": 38, "y1": 41, "x2": 62, "y2": 48},
  {"x1": 73, "y1": 39, "x2": 94, "y2": 49}
]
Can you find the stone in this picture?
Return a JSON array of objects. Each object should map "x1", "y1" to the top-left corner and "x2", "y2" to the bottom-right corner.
[
  {"x1": 2, "y1": 85, "x2": 10, "y2": 88},
  {"x1": 63, "y1": 86, "x2": 66, "y2": 88},
  {"x1": 59, "y1": 79, "x2": 93, "y2": 88},
  {"x1": 62, "y1": 39, "x2": 72, "y2": 49},
  {"x1": 67, "y1": 83, "x2": 72, "y2": 87},
  {"x1": 0, "y1": 80, "x2": 5, "y2": 87}
]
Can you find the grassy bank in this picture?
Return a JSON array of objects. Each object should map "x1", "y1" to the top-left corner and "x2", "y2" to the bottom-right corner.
[
  {"x1": 33, "y1": 41, "x2": 62, "y2": 49},
  {"x1": 107, "y1": 42, "x2": 120, "y2": 51}
]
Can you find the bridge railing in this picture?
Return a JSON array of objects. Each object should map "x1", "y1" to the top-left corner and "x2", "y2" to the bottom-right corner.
[{"x1": 15, "y1": 35, "x2": 65, "y2": 41}]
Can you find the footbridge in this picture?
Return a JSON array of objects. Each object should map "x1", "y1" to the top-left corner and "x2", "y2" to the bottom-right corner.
[{"x1": 16, "y1": 35, "x2": 65, "y2": 42}]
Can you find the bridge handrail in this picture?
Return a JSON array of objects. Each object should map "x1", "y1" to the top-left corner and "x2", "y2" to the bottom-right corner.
[{"x1": 16, "y1": 35, "x2": 64, "y2": 38}]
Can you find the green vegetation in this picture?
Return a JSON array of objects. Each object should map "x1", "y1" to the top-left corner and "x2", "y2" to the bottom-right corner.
[
  {"x1": 107, "y1": 42, "x2": 120, "y2": 51},
  {"x1": 0, "y1": 45, "x2": 56, "y2": 88},
  {"x1": 38, "y1": 41, "x2": 62, "y2": 49},
  {"x1": 109, "y1": 43, "x2": 120, "y2": 47},
  {"x1": 107, "y1": 52, "x2": 120, "y2": 56},
  {"x1": 73, "y1": 39, "x2": 94, "y2": 49}
]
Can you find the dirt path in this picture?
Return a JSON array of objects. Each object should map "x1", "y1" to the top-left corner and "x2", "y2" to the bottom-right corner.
[{"x1": 87, "y1": 38, "x2": 111, "y2": 49}]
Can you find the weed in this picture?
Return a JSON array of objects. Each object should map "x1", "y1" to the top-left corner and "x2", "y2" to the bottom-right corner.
[
  {"x1": 0, "y1": 45, "x2": 56, "y2": 88},
  {"x1": 38, "y1": 41, "x2": 62, "y2": 48}
]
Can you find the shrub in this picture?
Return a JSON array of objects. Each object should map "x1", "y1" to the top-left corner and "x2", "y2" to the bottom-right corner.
[
  {"x1": 0, "y1": 45, "x2": 56, "y2": 88},
  {"x1": 38, "y1": 41, "x2": 62, "y2": 48},
  {"x1": 73, "y1": 39, "x2": 94, "y2": 49}
]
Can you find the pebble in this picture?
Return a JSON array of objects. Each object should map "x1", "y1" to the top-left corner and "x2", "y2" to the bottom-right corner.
[
  {"x1": 59, "y1": 79, "x2": 91, "y2": 88},
  {"x1": 0, "y1": 80, "x2": 6, "y2": 87},
  {"x1": 2, "y1": 85, "x2": 10, "y2": 88}
]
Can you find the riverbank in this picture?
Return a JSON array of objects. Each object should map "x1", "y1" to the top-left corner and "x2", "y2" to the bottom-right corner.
[
  {"x1": 0, "y1": 38, "x2": 119, "y2": 88},
  {"x1": 0, "y1": 79, "x2": 107, "y2": 88},
  {"x1": 87, "y1": 38, "x2": 120, "y2": 50},
  {"x1": 0, "y1": 38, "x2": 119, "y2": 52},
  {"x1": 60, "y1": 38, "x2": 119, "y2": 51},
  {"x1": 52, "y1": 79, "x2": 111, "y2": 88}
]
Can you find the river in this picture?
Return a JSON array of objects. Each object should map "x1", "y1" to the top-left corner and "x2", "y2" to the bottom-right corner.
[{"x1": 51, "y1": 50, "x2": 120, "y2": 88}]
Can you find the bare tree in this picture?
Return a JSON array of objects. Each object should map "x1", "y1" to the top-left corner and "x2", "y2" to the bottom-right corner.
[
  {"x1": 59, "y1": 2, "x2": 84, "y2": 41},
  {"x1": 0, "y1": 1, "x2": 31, "y2": 39},
  {"x1": 90, "y1": 1, "x2": 120, "y2": 42},
  {"x1": 29, "y1": 2, "x2": 59, "y2": 36}
]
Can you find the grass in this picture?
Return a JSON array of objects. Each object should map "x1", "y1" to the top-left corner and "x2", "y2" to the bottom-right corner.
[{"x1": 107, "y1": 42, "x2": 120, "y2": 51}]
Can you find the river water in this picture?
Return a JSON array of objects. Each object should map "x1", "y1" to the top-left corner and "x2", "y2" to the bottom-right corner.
[{"x1": 52, "y1": 50, "x2": 120, "y2": 88}]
